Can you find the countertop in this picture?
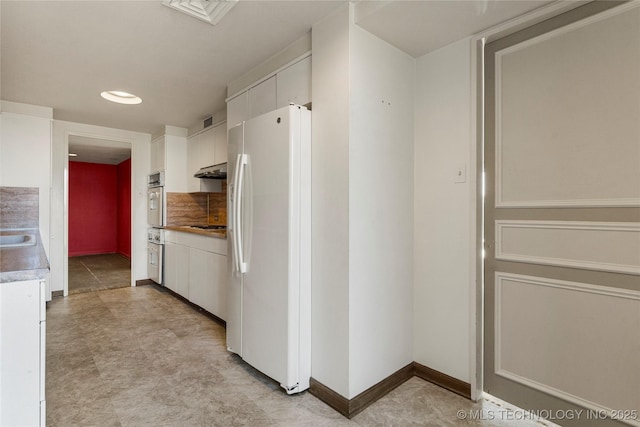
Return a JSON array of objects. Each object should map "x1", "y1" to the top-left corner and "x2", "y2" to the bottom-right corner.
[
  {"x1": 0, "y1": 229, "x2": 50, "y2": 283},
  {"x1": 164, "y1": 226, "x2": 227, "y2": 239}
]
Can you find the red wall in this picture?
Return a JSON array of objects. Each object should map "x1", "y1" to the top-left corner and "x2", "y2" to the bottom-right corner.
[
  {"x1": 117, "y1": 159, "x2": 131, "y2": 258},
  {"x1": 69, "y1": 160, "x2": 131, "y2": 257}
]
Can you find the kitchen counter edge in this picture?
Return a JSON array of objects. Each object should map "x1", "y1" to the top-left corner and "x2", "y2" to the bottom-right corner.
[{"x1": 0, "y1": 229, "x2": 50, "y2": 283}]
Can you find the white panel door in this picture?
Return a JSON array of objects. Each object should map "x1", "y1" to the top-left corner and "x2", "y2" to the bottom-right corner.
[{"x1": 484, "y1": 4, "x2": 640, "y2": 426}]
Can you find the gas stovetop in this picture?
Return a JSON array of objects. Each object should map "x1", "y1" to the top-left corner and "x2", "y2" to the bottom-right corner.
[{"x1": 189, "y1": 225, "x2": 227, "y2": 230}]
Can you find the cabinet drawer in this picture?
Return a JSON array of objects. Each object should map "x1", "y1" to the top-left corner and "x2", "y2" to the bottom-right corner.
[{"x1": 167, "y1": 231, "x2": 227, "y2": 255}]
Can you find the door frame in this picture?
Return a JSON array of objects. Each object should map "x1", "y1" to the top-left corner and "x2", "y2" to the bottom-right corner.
[
  {"x1": 51, "y1": 121, "x2": 151, "y2": 297},
  {"x1": 468, "y1": 0, "x2": 628, "y2": 401}
]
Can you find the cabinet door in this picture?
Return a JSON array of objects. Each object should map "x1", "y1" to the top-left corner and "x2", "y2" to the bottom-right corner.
[
  {"x1": 209, "y1": 253, "x2": 227, "y2": 320},
  {"x1": 227, "y1": 91, "x2": 249, "y2": 130},
  {"x1": 163, "y1": 135, "x2": 188, "y2": 192},
  {"x1": 277, "y1": 56, "x2": 311, "y2": 108},
  {"x1": 165, "y1": 242, "x2": 189, "y2": 298},
  {"x1": 1, "y1": 280, "x2": 41, "y2": 427},
  {"x1": 175, "y1": 245, "x2": 189, "y2": 299},
  {"x1": 248, "y1": 75, "x2": 276, "y2": 119},
  {"x1": 214, "y1": 122, "x2": 227, "y2": 165},
  {"x1": 186, "y1": 133, "x2": 201, "y2": 193},
  {"x1": 164, "y1": 242, "x2": 178, "y2": 293},
  {"x1": 200, "y1": 127, "x2": 216, "y2": 167},
  {"x1": 188, "y1": 248, "x2": 227, "y2": 320},
  {"x1": 188, "y1": 247, "x2": 209, "y2": 310},
  {"x1": 150, "y1": 136, "x2": 165, "y2": 172}
]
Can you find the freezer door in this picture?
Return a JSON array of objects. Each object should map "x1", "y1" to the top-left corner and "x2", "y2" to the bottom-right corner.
[
  {"x1": 240, "y1": 105, "x2": 307, "y2": 392},
  {"x1": 226, "y1": 123, "x2": 244, "y2": 355}
]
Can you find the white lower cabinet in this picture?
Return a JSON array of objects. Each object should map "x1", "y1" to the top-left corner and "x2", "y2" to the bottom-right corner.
[
  {"x1": 0, "y1": 279, "x2": 46, "y2": 427},
  {"x1": 188, "y1": 248, "x2": 227, "y2": 319},
  {"x1": 164, "y1": 231, "x2": 227, "y2": 320},
  {"x1": 164, "y1": 241, "x2": 189, "y2": 299}
]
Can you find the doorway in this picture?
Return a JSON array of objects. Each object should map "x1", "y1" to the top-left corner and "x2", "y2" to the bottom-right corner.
[
  {"x1": 483, "y1": 2, "x2": 640, "y2": 426},
  {"x1": 67, "y1": 135, "x2": 132, "y2": 294}
]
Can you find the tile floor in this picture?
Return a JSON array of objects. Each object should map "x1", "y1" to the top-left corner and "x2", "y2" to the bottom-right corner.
[
  {"x1": 68, "y1": 253, "x2": 131, "y2": 294},
  {"x1": 46, "y1": 286, "x2": 549, "y2": 427}
]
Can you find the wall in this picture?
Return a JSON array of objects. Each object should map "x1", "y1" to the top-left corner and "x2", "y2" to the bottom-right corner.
[
  {"x1": 0, "y1": 101, "x2": 52, "y2": 258},
  {"x1": 68, "y1": 159, "x2": 131, "y2": 257},
  {"x1": 68, "y1": 162, "x2": 118, "y2": 256},
  {"x1": 348, "y1": 23, "x2": 415, "y2": 397},
  {"x1": 413, "y1": 37, "x2": 474, "y2": 384},
  {"x1": 311, "y1": 5, "x2": 351, "y2": 397},
  {"x1": 51, "y1": 120, "x2": 150, "y2": 294},
  {"x1": 312, "y1": 4, "x2": 415, "y2": 399},
  {"x1": 117, "y1": 159, "x2": 131, "y2": 258}
]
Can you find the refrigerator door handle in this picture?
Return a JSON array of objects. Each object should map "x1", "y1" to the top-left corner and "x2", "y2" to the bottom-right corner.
[
  {"x1": 235, "y1": 154, "x2": 248, "y2": 273},
  {"x1": 230, "y1": 154, "x2": 241, "y2": 273}
]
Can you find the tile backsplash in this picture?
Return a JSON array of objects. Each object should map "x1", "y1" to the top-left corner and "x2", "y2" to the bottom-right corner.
[
  {"x1": 166, "y1": 181, "x2": 227, "y2": 227},
  {"x1": 0, "y1": 187, "x2": 39, "y2": 229}
]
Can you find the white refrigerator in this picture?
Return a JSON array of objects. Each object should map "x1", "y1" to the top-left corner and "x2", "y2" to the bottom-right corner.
[{"x1": 226, "y1": 104, "x2": 311, "y2": 394}]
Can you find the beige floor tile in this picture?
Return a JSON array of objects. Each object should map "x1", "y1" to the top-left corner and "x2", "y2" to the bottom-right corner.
[{"x1": 47, "y1": 286, "x2": 543, "y2": 427}]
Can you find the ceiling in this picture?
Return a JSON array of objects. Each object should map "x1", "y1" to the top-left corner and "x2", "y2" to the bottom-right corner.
[
  {"x1": 1, "y1": 0, "x2": 555, "y2": 147},
  {"x1": 354, "y1": 0, "x2": 555, "y2": 58},
  {"x1": 68, "y1": 135, "x2": 131, "y2": 165}
]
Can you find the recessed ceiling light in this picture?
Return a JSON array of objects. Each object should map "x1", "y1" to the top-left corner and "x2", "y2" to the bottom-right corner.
[
  {"x1": 100, "y1": 91, "x2": 142, "y2": 105},
  {"x1": 68, "y1": 153, "x2": 78, "y2": 157}
]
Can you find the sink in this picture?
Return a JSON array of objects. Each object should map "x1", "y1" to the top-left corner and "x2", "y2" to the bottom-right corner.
[{"x1": 0, "y1": 233, "x2": 37, "y2": 248}]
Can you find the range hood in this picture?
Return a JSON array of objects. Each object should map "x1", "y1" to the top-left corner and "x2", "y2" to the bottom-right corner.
[{"x1": 194, "y1": 163, "x2": 227, "y2": 179}]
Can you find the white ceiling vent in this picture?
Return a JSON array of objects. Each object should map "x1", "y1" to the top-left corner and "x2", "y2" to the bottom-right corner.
[{"x1": 163, "y1": 0, "x2": 238, "y2": 25}]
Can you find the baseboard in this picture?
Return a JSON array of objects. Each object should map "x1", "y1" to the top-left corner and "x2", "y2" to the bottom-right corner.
[
  {"x1": 350, "y1": 363, "x2": 415, "y2": 417},
  {"x1": 310, "y1": 363, "x2": 414, "y2": 419},
  {"x1": 310, "y1": 362, "x2": 471, "y2": 418},
  {"x1": 413, "y1": 361, "x2": 471, "y2": 399},
  {"x1": 309, "y1": 378, "x2": 350, "y2": 418}
]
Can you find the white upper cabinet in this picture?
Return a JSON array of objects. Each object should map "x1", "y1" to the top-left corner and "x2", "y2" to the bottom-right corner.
[
  {"x1": 187, "y1": 127, "x2": 214, "y2": 193},
  {"x1": 276, "y1": 56, "x2": 311, "y2": 108},
  {"x1": 187, "y1": 121, "x2": 227, "y2": 192},
  {"x1": 150, "y1": 136, "x2": 165, "y2": 173},
  {"x1": 248, "y1": 75, "x2": 276, "y2": 119},
  {"x1": 151, "y1": 133, "x2": 187, "y2": 192},
  {"x1": 214, "y1": 122, "x2": 227, "y2": 164},
  {"x1": 227, "y1": 56, "x2": 311, "y2": 129},
  {"x1": 227, "y1": 91, "x2": 248, "y2": 130}
]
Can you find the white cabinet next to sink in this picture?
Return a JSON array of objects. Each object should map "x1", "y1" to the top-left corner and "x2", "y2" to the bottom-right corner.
[
  {"x1": 1, "y1": 279, "x2": 46, "y2": 426},
  {"x1": 164, "y1": 231, "x2": 227, "y2": 320}
]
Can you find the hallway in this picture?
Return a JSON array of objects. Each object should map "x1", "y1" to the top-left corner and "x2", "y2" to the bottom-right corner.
[
  {"x1": 68, "y1": 253, "x2": 131, "y2": 294},
  {"x1": 45, "y1": 286, "x2": 545, "y2": 426}
]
